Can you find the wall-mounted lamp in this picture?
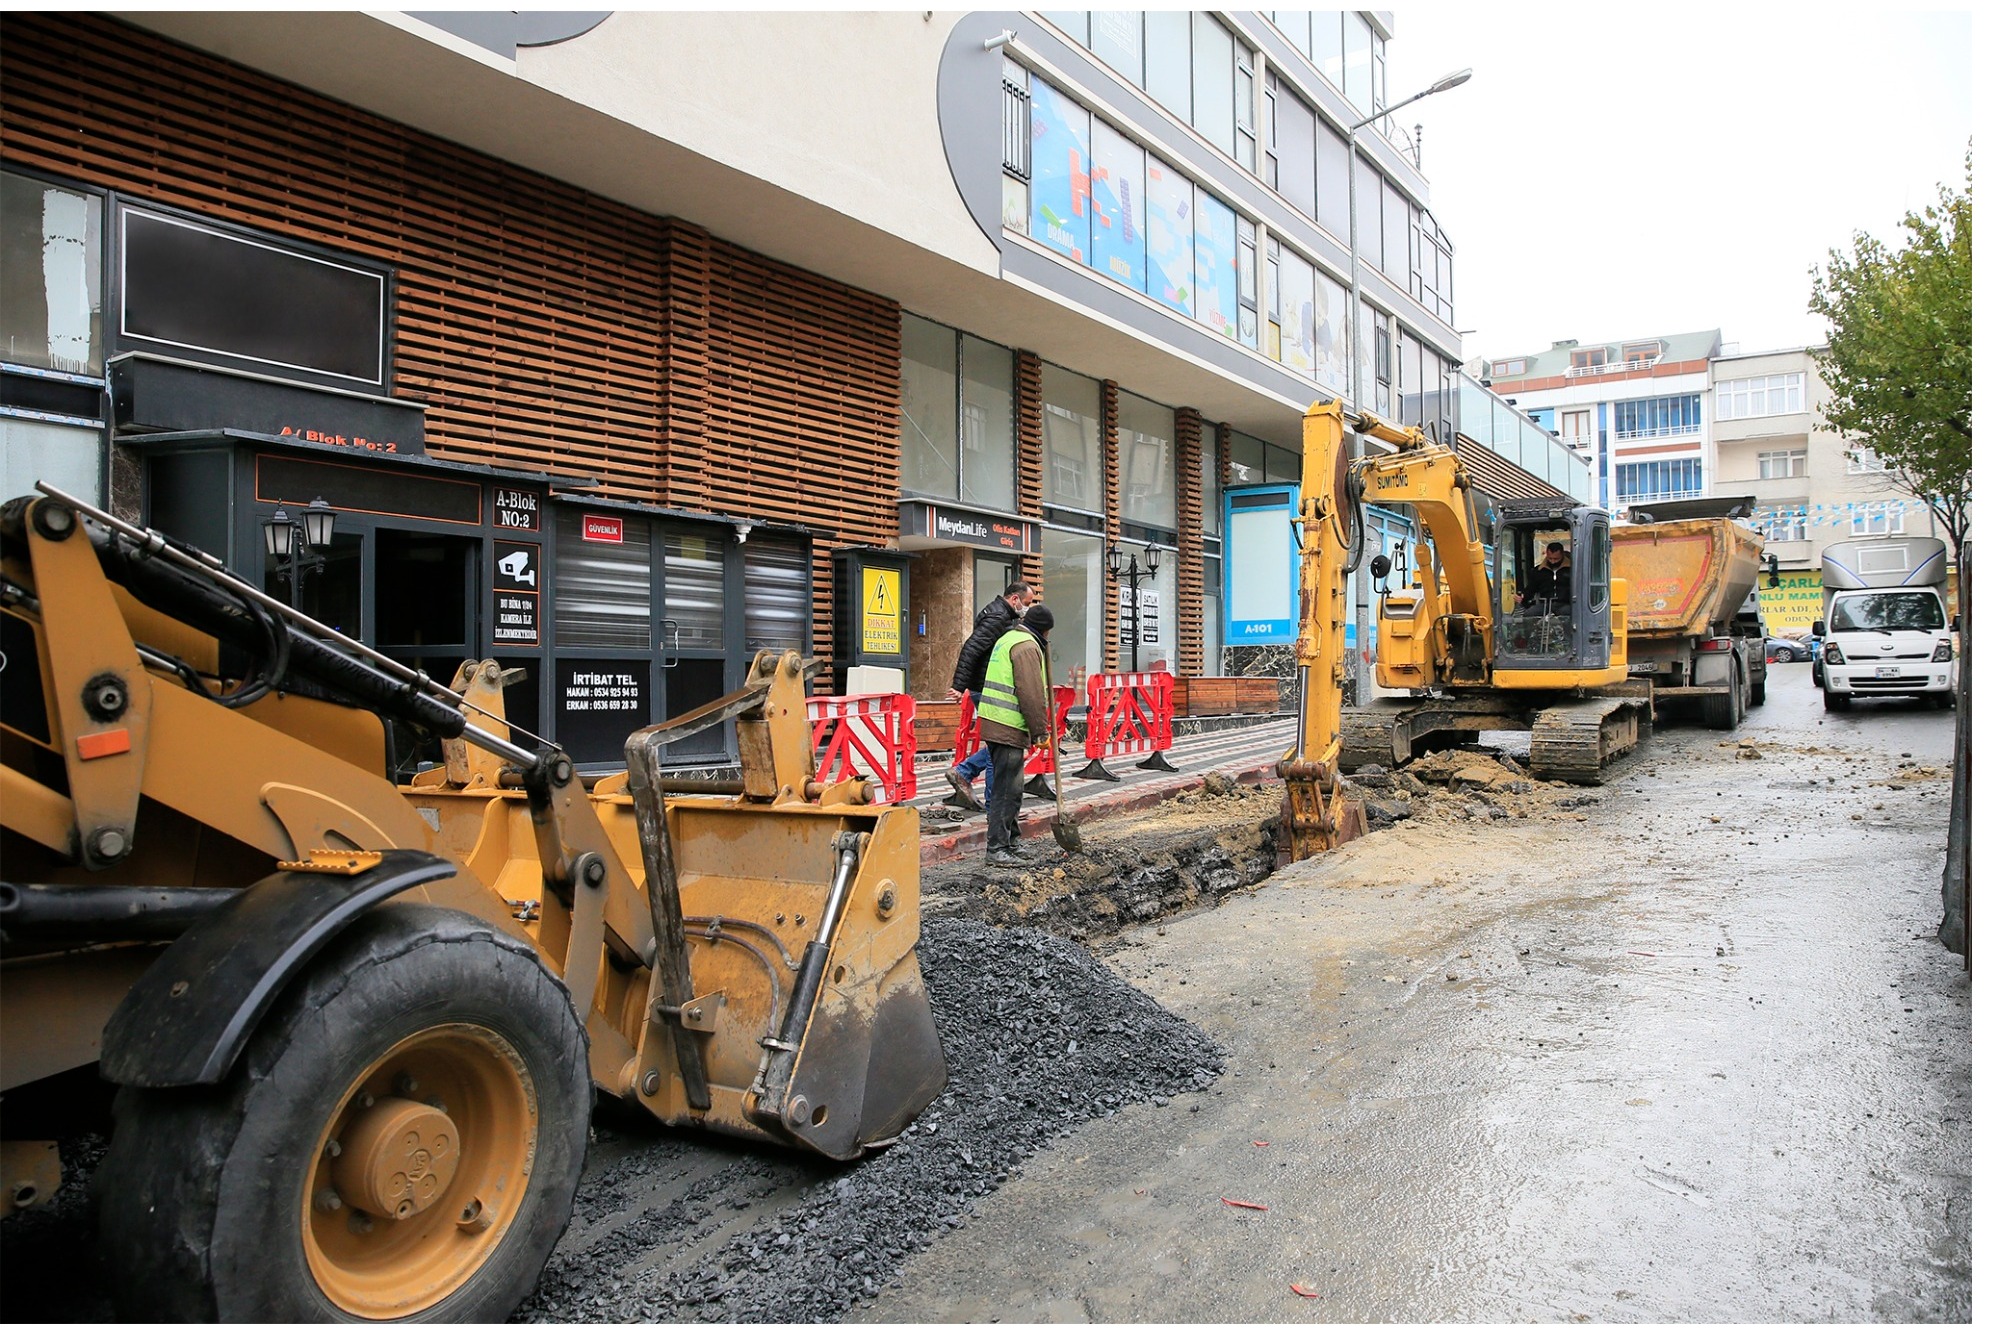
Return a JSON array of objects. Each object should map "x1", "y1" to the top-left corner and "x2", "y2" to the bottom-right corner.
[
  {"x1": 982, "y1": 29, "x2": 1016, "y2": 51},
  {"x1": 263, "y1": 497, "x2": 336, "y2": 608}
]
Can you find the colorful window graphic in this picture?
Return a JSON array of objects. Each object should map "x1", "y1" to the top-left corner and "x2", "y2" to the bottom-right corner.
[
  {"x1": 1193, "y1": 192, "x2": 1236, "y2": 339},
  {"x1": 1029, "y1": 77, "x2": 1090, "y2": 262},
  {"x1": 1144, "y1": 158, "x2": 1194, "y2": 315},
  {"x1": 1089, "y1": 118, "x2": 1146, "y2": 292}
]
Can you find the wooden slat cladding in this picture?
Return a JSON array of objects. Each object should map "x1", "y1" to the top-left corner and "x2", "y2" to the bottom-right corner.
[
  {"x1": 2, "y1": 13, "x2": 670, "y2": 503},
  {"x1": 1174, "y1": 407, "x2": 1204, "y2": 677},
  {"x1": 1014, "y1": 352, "x2": 1045, "y2": 593},
  {"x1": 697, "y1": 235, "x2": 901, "y2": 670},
  {"x1": 1099, "y1": 380, "x2": 1121, "y2": 674},
  {"x1": 3, "y1": 13, "x2": 904, "y2": 676}
]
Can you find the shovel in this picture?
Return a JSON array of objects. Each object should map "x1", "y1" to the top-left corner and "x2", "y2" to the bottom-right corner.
[{"x1": 1046, "y1": 659, "x2": 1084, "y2": 852}]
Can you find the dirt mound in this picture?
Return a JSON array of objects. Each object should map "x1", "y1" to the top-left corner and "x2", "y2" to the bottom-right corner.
[{"x1": 922, "y1": 782, "x2": 1284, "y2": 942}]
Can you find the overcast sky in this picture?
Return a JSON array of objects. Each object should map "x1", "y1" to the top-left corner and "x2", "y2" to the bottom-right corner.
[{"x1": 1381, "y1": 5, "x2": 1974, "y2": 365}]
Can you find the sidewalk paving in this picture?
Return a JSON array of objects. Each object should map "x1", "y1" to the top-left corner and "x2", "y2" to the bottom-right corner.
[{"x1": 912, "y1": 716, "x2": 1295, "y2": 864}]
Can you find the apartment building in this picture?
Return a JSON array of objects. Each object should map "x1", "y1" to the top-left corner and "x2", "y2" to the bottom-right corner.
[
  {"x1": 1482, "y1": 330, "x2": 1721, "y2": 514},
  {"x1": 3, "y1": 11, "x2": 1572, "y2": 764},
  {"x1": 1709, "y1": 345, "x2": 1945, "y2": 632}
]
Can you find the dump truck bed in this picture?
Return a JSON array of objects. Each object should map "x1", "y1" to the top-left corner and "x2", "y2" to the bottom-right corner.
[{"x1": 1610, "y1": 517, "x2": 1765, "y2": 638}]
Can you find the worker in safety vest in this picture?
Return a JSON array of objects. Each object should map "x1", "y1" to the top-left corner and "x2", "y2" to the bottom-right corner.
[{"x1": 976, "y1": 603, "x2": 1055, "y2": 868}]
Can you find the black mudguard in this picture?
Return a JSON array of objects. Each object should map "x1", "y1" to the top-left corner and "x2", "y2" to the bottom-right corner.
[{"x1": 98, "y1": 850, "x2": 458, "y2": 1087}]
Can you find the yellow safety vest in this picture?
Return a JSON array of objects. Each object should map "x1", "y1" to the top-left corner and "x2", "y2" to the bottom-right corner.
[{"x1": 976, "y1": 628, "x2": 1042, "y2": 730}]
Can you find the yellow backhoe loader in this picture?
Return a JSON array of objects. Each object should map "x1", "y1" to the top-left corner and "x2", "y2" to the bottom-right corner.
[
  {"x1": 0, "y1": 485, "x2": 946, "y2": 1320},
  {"x1": 1280, "y1": 401, "x2": 1652, "y2": 860}
]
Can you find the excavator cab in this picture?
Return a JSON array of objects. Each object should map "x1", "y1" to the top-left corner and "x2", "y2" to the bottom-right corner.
[{"x1": 1492, "y1": 499, "x2": 1616, "y2": 681}]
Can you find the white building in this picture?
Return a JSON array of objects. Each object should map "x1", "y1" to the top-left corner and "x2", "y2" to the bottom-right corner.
[{"x1": 1480, "y1": 330, "x2": 1721, "y2": 513}]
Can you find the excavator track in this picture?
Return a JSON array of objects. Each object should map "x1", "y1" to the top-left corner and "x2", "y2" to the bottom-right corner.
[
  {"x1": 1338, "y1": 701, "x2": 1415, "y2": 770},
  {"x1": 1527, "y1": 697, "x2": 1647, "y2": 784}
]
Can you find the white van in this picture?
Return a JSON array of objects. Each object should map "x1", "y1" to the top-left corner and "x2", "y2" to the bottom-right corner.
[{"x1": 1814, "y1": 537, "x2": 1957, "y2": 710}]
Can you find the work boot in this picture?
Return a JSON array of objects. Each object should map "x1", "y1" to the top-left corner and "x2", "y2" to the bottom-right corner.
[
  {"x1": 945, "y1": 768, "x2": 985, "y2": 812},
  {"x1": 985, "y1": 846, "x2": 1030, "y2": 868}
]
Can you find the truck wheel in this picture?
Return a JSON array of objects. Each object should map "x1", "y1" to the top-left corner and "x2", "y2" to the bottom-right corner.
[
  {"x1": 1702, "y1": 663, "x2": 1743, "y2": 730},
  {"x1": 1750, "y1": 675, "x2": 1767, "y2": 707},
  {"x1": 97, "y1": 903, "x2": 590, "y2": 1322},
  {"x1": 1824, "y1": 688, "x2": 1851, "y2": 712}
]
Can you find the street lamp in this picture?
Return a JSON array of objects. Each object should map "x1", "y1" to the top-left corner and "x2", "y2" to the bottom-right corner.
[
  {"x1": 263, "y1": 497, "x2": 336, "y2": 608},
  {"x1": 1118, "y1": 540, "x2": 1163, "y2": 671},
  {"x1": 1345, "y1": 67, "x2": 1471, "y2": 704}
]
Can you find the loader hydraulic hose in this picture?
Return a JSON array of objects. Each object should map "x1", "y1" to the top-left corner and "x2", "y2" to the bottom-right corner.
[{"x1": 92, "y1": 531, "x2": 472, "y2": 739}]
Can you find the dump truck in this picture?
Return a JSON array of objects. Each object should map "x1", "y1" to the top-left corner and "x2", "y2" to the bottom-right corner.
[
  {"x1": 0, "y1": 485, "x2": 946, "y2": 1320},
  {"x1": 1610, "y1": 497, "x2": 1771, "y2": 730},
  {"x1": 1815, "y1": 535, "x2": 1956, "y2": 710}
]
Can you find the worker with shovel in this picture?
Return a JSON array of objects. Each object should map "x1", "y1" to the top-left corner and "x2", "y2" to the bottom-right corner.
[{"x1": 976, "y1": 603, "x2": 1056, "y2": 868}]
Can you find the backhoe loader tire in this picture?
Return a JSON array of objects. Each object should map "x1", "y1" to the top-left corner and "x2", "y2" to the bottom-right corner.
[{"x1": 96, "y1": 903, "x2": 590, "y2": 1323}]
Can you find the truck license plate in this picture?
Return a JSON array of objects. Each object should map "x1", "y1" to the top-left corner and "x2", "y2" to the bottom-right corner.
[{"x1": 1875, "y1": 665, "x2": 1900, "y2": 678}]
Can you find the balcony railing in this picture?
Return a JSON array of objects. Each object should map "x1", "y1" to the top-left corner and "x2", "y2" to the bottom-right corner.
[
  {"x1": 1612, "y1": 423, "x2": 1702, "y2": 442},
  {"x1": 1565, "y1": 356, "x2": 1661, "y2": 380}
]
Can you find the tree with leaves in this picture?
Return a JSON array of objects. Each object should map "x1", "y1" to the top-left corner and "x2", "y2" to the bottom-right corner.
[{"x1": 1808, "y1": 148, "x2": 1972, "y2": 555}]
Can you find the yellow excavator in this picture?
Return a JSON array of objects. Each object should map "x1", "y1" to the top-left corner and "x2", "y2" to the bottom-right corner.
[
  {"x1": 0, "y1": 485, "x2": 945, "y2": 1320},
  {"x1": 1280, "y1": 401, "x2": 1649, "y2": 859}
]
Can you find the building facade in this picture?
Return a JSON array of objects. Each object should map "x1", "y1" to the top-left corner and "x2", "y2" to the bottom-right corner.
[
  {"x1": 1482, "y1": 330, "x2": 1721, "y2": 514},
  {"x1": 1710, "y1": 345, "x2": 1945, "y2": 634},
  {"x1": 3, "y1": 10, "x2": 1548, "y2": 765}
]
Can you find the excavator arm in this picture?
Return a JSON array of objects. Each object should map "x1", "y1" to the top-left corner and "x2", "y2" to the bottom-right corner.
[{"x1": 1278, "y1": 399, "x2": 1434, "y2": 860}]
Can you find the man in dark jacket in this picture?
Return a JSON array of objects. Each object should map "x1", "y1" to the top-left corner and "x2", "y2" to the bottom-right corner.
[
  {"x1": 977, "y1": 603, "x2": 1054, "y2": 867},
  {"x1": 945, "y1": 580, "x2": 1033, "y2": 811}
]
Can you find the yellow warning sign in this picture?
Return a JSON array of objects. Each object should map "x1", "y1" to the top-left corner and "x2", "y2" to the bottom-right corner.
[{"x1": 861, "y1": 567, "x2": 902, "y2": 655}]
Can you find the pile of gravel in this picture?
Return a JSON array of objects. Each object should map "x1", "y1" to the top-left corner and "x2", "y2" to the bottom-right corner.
[{"x1": 518, "y1": 917, "x2": 1226, "y2": 1322}]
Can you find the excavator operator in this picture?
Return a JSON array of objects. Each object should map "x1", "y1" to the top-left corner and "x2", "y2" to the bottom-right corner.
[{"x1": 1518, "y1": 540, "x2": 1573, "y2": 612}]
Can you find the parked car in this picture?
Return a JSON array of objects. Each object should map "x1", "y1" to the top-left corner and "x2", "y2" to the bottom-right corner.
[{"x1": 1767, "y1": 636, "x2": 1817, "y2": 663}]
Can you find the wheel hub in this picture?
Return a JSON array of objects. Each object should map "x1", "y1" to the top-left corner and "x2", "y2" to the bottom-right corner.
[{"x1": 331, "y1": 1097, "x2": 461, "y2": 1221}]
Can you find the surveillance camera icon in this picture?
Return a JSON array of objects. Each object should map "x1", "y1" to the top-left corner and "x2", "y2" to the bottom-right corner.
[{"x1": 497, "y1": 550, "x2": 535, "y2": 587}]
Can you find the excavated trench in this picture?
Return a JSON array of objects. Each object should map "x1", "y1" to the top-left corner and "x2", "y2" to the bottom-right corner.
[{"x1": 0, "y1": 752, "x2": 1612, "y2": 1324}]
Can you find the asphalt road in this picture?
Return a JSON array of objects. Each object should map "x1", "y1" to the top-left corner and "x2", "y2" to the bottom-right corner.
[{"x1": 860, "y1": 662, "x2": 1970, "y2": 1322}]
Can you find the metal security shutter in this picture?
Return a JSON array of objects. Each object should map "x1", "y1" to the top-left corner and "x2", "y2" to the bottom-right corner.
[
  {"x1": 553, "y1": 509, "x2": 651, "y2": 650},
  {"x1": 743, "y1": 538, "x2": 811, "y2": 654}
]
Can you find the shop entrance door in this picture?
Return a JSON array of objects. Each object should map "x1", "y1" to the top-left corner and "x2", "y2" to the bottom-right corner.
[
  {"x1": 374, "y1": 529, "x2": 478, "y2": 776},
  {"x1": 973, "y1": 554, "x2": 1019, "y2": 612}
]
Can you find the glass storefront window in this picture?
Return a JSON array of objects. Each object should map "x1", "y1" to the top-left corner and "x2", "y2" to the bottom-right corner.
[
  {"x1": 961, "y1": 333, "x2": 1016, "y2": 510},
  {"x1": 1041, "y1": 526, "x2": 1103, "y2": 688},
  {"x1": 1200, "y1": 423, "x2": 1219, "y2": 536},
  {"x1": 1264, "y1": 439, "x2": 1302, "y2": 486},
  {"x1": 1043, "y1": 363, "x2": 1103, "y2": 515},
  {"x1": 900, "y1": 313, "x2": 957, "y2": 500},
  {"x1": 1, "y1": 417, "x2": 101, "y2": 504},
  {"x1": 1228, "y1": 431, "x2": 1269, "y2": 486},
  {"x1": 1, "y1": 171, "x2": 103, "y2": 376},
  {"x1": 902, "y1": 314, "x2": 1017, "y2": 512},
  {"x1": 1118, "y1": 391, "x2": 1176, "y2": 531},
  {"x1": 1203, "y1": 553, "x2": 1222, "y2": 674},
  {"x1": 1117, "y1": 539, "x2": 1178, "y2": 674}
]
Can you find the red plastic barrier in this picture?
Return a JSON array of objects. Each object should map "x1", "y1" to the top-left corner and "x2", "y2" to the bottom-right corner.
[
  {"x1": 950, "y1": 686, "x2": 1077, "y2": 775},
  {"x1": 1074, "y1": 670, "x2": 1177, "y2": 781},
  {"x1": 807, "y1": 692, "x2": 917, "y2": 804}
]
